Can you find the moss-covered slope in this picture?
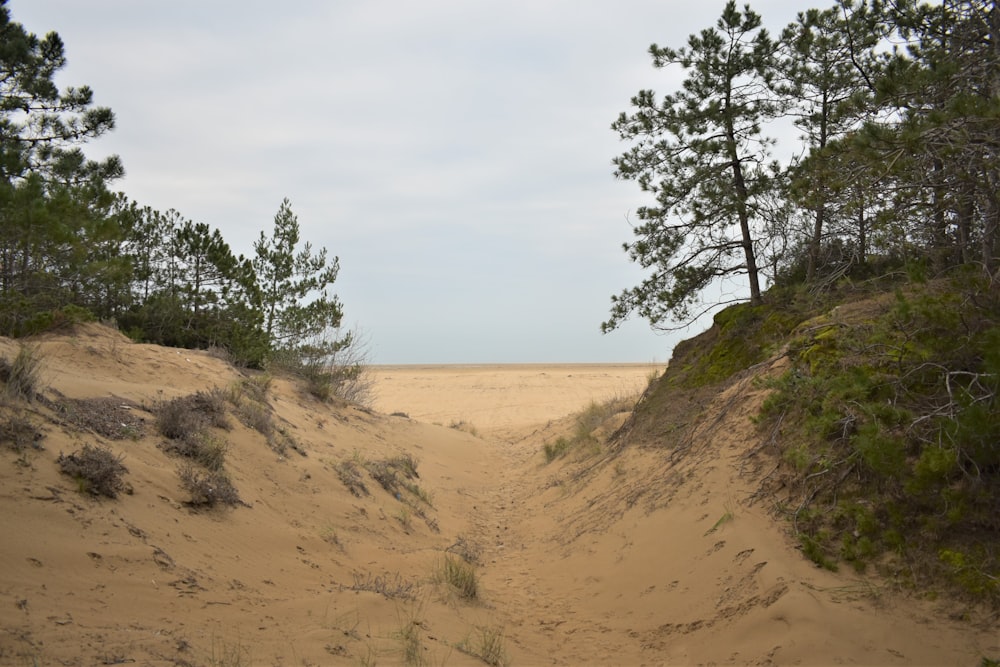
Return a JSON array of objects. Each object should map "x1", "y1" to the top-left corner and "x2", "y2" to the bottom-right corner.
[{"x1": 622, "y1": 274, "x2": 1000, "y2": 606}]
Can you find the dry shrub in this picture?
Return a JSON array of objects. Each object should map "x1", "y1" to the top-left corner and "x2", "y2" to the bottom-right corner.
[
  {"x1": 156, "y1": 389, "x2": 230, "y2": 441},
  {"x1": 445, "y1": 536, "x2": 482, "y2": 565},
  {"x1": 178, "y1": 464, "x2": 241, "y2": 507},
  {"x1": 58, "y1": 445, "x2": 130, "y2": 498},
  {"x1": 276, "y1": 327, "x2": 374, "y2": 407},
  {"x1": 0, "y1": 412, "x2": 42, "y2": 452}
]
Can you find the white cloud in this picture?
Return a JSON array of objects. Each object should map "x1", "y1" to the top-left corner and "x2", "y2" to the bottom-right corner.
[{"x1": 14, "y1": 0, "x2": 810, "y2": 363}]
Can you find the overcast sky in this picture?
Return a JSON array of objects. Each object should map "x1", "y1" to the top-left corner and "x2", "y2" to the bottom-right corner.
[{"x1": 15, "y1": 0, "x2": 807, "y2": 364}]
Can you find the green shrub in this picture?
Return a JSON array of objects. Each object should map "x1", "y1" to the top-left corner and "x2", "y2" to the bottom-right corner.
[
  {"x1": 756, "y1": 279, "x2": 1000, "y2": 600},
  {"x1": 799, "y1": 533, "x2": 838, "y2": 572}
]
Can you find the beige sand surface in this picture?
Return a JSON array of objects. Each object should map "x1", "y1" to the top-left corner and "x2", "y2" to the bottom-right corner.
[
  {"x1": 370, "y1": 363, "x2": 659, "y2": 434},
  {"x1": 0, "y1": 326, "x2": 996, "y2": 666}
]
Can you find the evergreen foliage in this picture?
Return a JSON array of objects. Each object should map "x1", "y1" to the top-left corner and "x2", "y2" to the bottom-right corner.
[
  {"x1": 609, "y1": 0, "x2": 1000, "y2": 328},
  {"x1": 605, "y1": 1, "x2": 778, "y2": 329},
  {"x1": 0, "y1": 2, "x2": 354, "y2": 375},
  {"x1": 252, "y1": 198, "x2": 345, "y2": 354}
]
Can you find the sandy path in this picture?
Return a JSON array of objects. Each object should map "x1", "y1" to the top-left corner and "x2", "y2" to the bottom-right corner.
[
  {"x1": 371, "y1": 363, "x2": 659, "y2": 434},
  {"x1": 373, "y1": 362, "x2": 999, "y2": 666},
  {"x1": 1, "y1": 334, "x2": 996, "y2": 666}
]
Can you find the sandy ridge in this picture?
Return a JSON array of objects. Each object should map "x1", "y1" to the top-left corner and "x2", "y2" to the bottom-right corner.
[{"x1": 0, "y1": 325, "x2": 996, "y2": 665}]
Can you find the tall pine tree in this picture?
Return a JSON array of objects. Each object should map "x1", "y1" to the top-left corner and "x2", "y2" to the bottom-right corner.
[{"x1": 605, "y1": 1, "x2": 780, "y2": 331}]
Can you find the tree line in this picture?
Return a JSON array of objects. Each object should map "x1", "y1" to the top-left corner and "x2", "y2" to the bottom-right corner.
[
  {"x1": 0, "y1": 0, "x2": 345, "y2": 368},
  {"x1": 604, "y1": 0, "x2": 999, "y2": 331}
]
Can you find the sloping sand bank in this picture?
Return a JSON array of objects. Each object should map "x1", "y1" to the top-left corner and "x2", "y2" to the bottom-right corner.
[{"x1": 0, "y1": 327, "x2": 995, "y2": 665}]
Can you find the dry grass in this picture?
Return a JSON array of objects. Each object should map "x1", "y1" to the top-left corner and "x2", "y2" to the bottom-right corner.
[
  {"x1": 53, "y1": 396, "x2": 145, "y2": 440},
  {"x1": 457, "y1": 624, "x2": 510, "y2": 667},
  {"x1": 349, "y1": 571, "x2": 417, "y2": 600},
  {"x1": 0, "y1": 344, "x2": 44, "y2": 402}
]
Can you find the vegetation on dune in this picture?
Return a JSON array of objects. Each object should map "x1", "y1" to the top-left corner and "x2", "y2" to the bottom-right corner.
[
  {"x1": 606, "y1": 0, "x2": 999, "y2": 334},
  {"x1": 57, "y1": 444, "x2": 130, "y2": 498},
  {"x1": 543, "y1": 392, "x2": 638, "y2": 463},
  {"x1": 757, "y1": 275, "x2": 1000, "y2": 602},
  {"x1": 628, "y1": 274, "x2": 1000, "y2": 605},
  {"x1": 0, "y1": 0, "x2": 997, "y2": 622},
  {"x1": 605, "y1": 0, "x2": 1000, "y2": 607},
  {"x1": 0, "y1": 0, "x2": 369, "y2": 403}
]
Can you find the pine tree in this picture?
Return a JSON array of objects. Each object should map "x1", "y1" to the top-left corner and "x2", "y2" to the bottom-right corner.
[
  {"x1": 253, "y1": 198, "x2": 344, "y2": 353},
  {"x1": 775, "y1": 1, "x2": 885, "y2": 280},
  {"x1": 604, "y1": 1, "x2": 780, "y2": 331},
  {"x1": 0, "y1": 1, "x2": 125, "y2": 334}
]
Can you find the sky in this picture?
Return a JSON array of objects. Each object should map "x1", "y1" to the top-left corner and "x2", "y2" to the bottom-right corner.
[{"x1": 15, "y1": 0, "x2": 808, "y2": 364}]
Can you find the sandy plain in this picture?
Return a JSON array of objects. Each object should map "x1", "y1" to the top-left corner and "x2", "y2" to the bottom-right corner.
[
  {"x1": 0, "y1": 326, "x2": 996, "y2": 666},
  {"x1": 370, "y1": 363, "x2": 659, "y2": 433}
]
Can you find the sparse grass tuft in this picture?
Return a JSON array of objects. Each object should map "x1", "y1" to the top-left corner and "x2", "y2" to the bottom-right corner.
[
  {"x1": 437, "y1": 554, "x2": 478, "y2": 601},
  {"x1": 457, "y1": 624, "x2": 510, "y2": 667},
  {"x1": 224, "y1": 377, "x2": 307, "y2": 457},
  {"x1": 704, "y1": 504, "x2": 735, "y2": 535},
  {"x1": 393, "y1": 605, "x2": 426, "y2": 666},
  {"x1": 395, "y1": 505, "x2": 413, "y2": 531},
  {"x1": 542, "y1": 393, "x2": 637, "y2": 463},
  {"x1": 57, "y1": 444, "x2": 130, "y2": 498},
  {"x1": 364, "y1": 454, "x2": 419, "y2": 496},
  {"x1": 207, "y1": 633, "x2": 251, "y2": 667},
  {"x1": 543, "y1": 437, "x2": 571, "y2": 463},
  {"x1": 226, "y1": 378, "x2": 273, "y2": 437},
  {"x1": 334, "y1": 459, "x2": 369, "y2": 496}
]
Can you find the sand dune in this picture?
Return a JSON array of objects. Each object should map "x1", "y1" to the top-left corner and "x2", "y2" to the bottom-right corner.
[{"x1": 0, "y1": 325, "x2": 995, "y2": 666}]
